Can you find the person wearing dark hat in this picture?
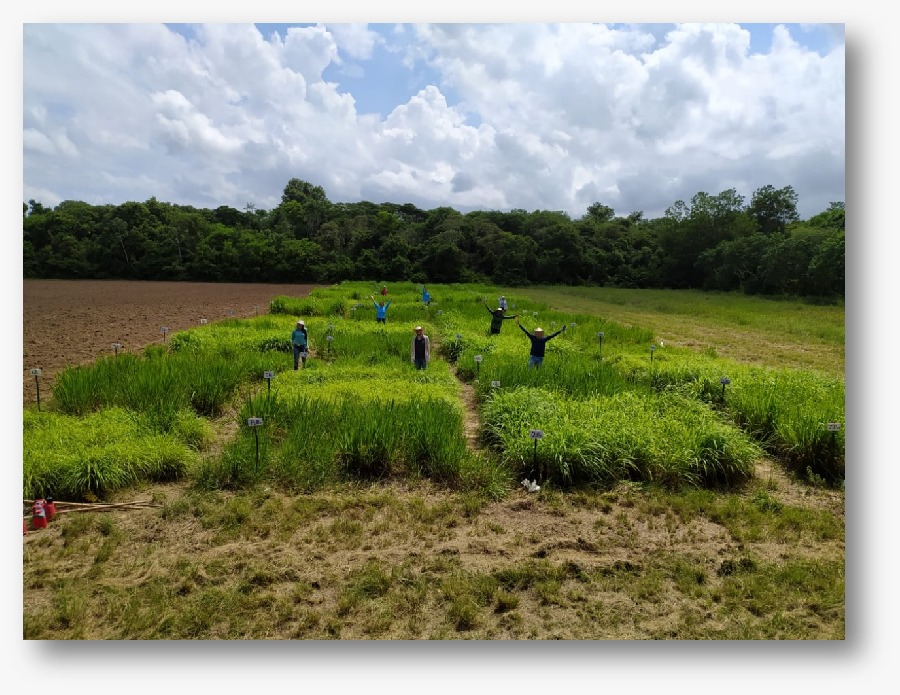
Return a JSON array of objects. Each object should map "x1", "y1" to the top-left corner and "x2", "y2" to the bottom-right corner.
[
  {"x1": 292, "y1": 319, "x2": 309, "y2": 370},
  {"x1": 411, "y1": 326, "x2": 430, "y2": 370},
  {"x1": 516, "y1": 317, "x2": 565, "y2": 368},
  {"x1": 483, "y1": 299, "x2": 518, "y2": 335}
]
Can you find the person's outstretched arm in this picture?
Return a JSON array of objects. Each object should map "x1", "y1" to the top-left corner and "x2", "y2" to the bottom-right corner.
[
  {"x1": 517, "y1": 321, "x2": 531, "y2": 337},
  {"x1": 547, "y1": 325, "x2": 567, "y2": 340}
]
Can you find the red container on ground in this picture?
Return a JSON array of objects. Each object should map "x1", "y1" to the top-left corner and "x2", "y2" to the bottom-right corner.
[{"x1": 31, "y1": 499, "x2": 47, "y2": 530}]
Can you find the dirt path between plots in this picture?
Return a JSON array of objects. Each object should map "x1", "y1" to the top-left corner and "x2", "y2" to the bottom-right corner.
[
  {"x1": 455, "y1": 368, "x2": 483, "y2": 452},
  {"x1": 22, "y1": 280, "x2": 324, "y2": 408}
]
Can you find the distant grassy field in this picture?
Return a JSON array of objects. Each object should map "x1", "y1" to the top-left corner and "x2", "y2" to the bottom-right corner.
[
  {"x1": 514, "y1": 286, "x2": 844, "y2": 376},
  {"x1": 23, "y1": 282, "x2": 844, "y2": 640}
]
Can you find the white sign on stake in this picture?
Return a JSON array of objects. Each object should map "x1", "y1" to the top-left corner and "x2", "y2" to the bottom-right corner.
[
  {"x1": 826, "y1": 423, "x2": 842, "y2": 432},
  {"x1": 597, "y1": 331, "x2": 604, "y2": 338},
  {"x1": 111, "y1": 343, "x2": 121, "y2": 349},
  {"x1": 247, "y1": 417, "x2": 264, "y2": 427},
  {"x1": 474, "y1": 354, "x2": 483, "y2": 363},
  {"x1": 161, "y1": 327, "x2": 169, "y2": 334},
  {"x1": 491, "y1": 381, "x2": 501, "y2": 388},
  {"x1": 529, "y1": 429, "x2": 544, "y2": 439},
  {"x1": 720, "y1": 377, "x2": 731, "y2": 385},
  {"x1": 264, "y1": 371, "x2": 275, "y2": 379},
  {"x1": 200, "y1": 318, "x2": 207, "y2": 325},
  {"x1": 650, "y1": 344, "x2": 657, "y2": 351},
  {"x1": 326, "y1": 335, "x2": 333, "y2": 342},
  {"x1": 30, "y1": 368, "x2": 42, "y2": 377}
]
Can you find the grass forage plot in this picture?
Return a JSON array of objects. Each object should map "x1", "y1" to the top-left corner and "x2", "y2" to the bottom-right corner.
[{"x1": 22, "y1": 280, "x2": 844, "y2": 640}]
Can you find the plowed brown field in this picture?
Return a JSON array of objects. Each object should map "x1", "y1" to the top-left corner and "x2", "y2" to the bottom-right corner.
[{"x1": 22, "y1": 280, "x2": 321, "y2": 407}]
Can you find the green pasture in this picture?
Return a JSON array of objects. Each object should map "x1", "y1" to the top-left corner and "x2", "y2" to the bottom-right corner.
[{"x1": 22, "y1": 281, "x2": 845, "y2": 500}]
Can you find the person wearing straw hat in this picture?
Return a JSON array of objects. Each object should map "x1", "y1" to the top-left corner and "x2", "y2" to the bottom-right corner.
[
  {"x1": 516, "y1": 317, "x2": 565, "y2": 368},
  {"x1": 411, "y1": 326, "x2": 431, "y2": 370},
  {"x1": 482, "y1": 299, "x2": 518, "y2": 335},
  {"x1": 292, "y1": 319, "x2": 309, "y2": 370}
]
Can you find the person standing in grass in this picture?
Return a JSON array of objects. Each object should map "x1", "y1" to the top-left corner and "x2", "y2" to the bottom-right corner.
[
  {"x1": 380, "y1": 285, "x2": 388, "y2": 298},
  {"x1": 516, "y1": 317, "x2": 565, "y2": 368},
  {"x1": 483, "y1": 299, "x2": 518, "y2": 335},
  {"x1": 499, "y1": 295, "x2": 508, "y2": 312},
  {"x1": 370, "y1": 295, "x2": 392, "y2": 324},
  {"x1": 422, "y1": 286, "x2": 431, "y2": 306},
  {"x1": 411, "y1": 325, "x2": 430, "y2": 370},
  {"x1": 292, "y1": 320, "x2": 309, "y2": 370}
]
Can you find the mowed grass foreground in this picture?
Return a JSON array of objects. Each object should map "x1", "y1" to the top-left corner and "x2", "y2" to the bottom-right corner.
[{"x1": 23, "y1": 282, "x2": 845, "y2": 639}]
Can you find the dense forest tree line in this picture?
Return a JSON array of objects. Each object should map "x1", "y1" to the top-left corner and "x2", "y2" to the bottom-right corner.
[{"x1": 23, "y1": 179, "x2": 845, "y2": 299}]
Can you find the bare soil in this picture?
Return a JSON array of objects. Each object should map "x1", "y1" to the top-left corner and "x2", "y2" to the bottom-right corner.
[{"x1": 22, "y1": 279, "x2": 323, "y2": 407}]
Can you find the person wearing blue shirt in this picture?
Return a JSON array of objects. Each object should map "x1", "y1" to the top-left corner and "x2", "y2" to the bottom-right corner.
[
  {"x1": 291, "y1": 320, "x2": 309, "y2": 370},
  {"x1": 516, "y1": 317, "x2": 565, "y2": 368},
  {"x1": 422, "y1": 286, "x2": 431, "y2": 306},
  {"x1": 370, "y1": 295, "x2": 392, "y2": 323}
]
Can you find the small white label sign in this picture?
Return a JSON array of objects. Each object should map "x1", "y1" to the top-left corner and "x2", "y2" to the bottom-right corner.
[
  {"x1": 650, "y1": 344, "x2": 657, "y2": 351},
  {"x1": 247, "y1": 417, "x2": 264, "y2": 427},
  {"x1": 490, "y1": 380, "x2": 501, "y2": 388},
  {"x1": 30, "y1": 368, "x2": 42, "y2": 376},
  {"x1": 474, "y1": 354, "x2": 483, "y2": 363},
  {"x1": 597, "y1": 332, "x2": 604, "y2": 338},
  {"x1": 529, "y1": 429, "x2": 544, "y2": 439},
  {"x1": 111, "y1": 343, "x2": 122, "y2": 349},
  {"x1": 161, "y1": 327, "x2": 169, "y2": 333},
  {"x1": 826, "y1": 423, "x2": 842, "y2": 432},
  {"x1": 720, "y1": 377, "x2": 731, "y2": 385},
  {"x1": 263, "y1": 371, "x2": 275, "y2": 379},
  {"x1": 200, "y1": 318, "x2": 207, "y2": 325}
]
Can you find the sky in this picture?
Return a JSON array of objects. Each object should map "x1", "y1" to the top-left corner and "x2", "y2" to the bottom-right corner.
[
  {"x1": 22, "y1": 21, "x2": 845, "y2": 221},
  {"x1": 7, "y1": 2, "x2": 900, "y2": 693}
]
